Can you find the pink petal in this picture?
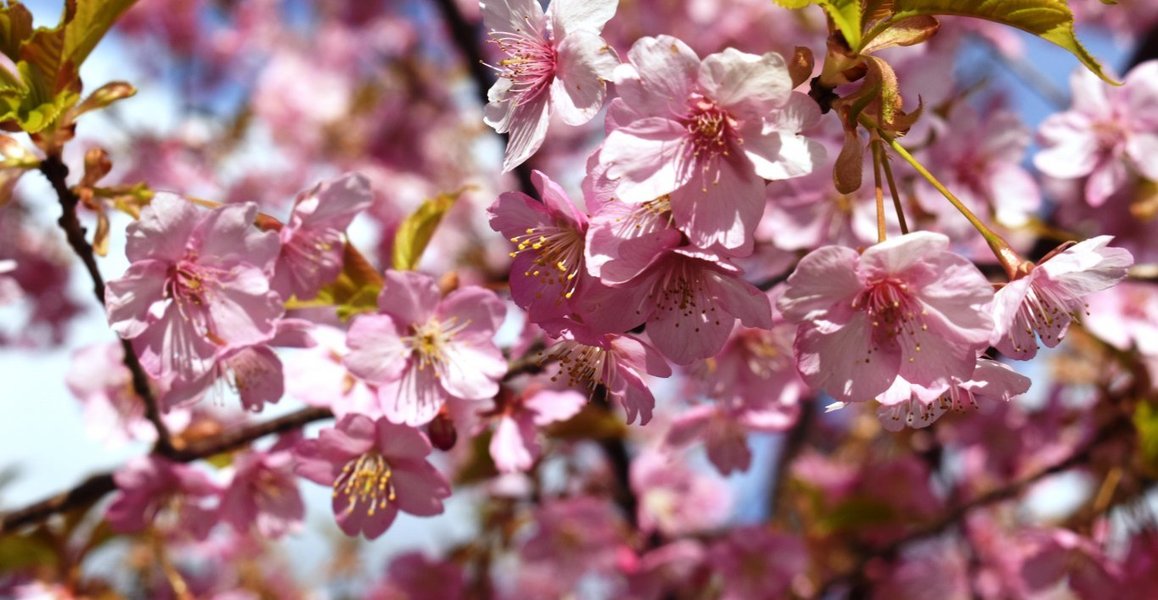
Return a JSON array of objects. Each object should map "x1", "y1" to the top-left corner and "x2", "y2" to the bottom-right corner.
[
  {"x1": 378, "y1": 270, "x2": 440, "y2": 325},
  {"x1": 601, "y1": 117, "x2": 690, "y2": 203},
  {"x1": 345, "y1": 314, "x2": 409, "y2": 384},
  {"x1": 552, "y1": 31, "x2": 615, "y2": 126},
  {"x1": 525, "y1": 389, "x2": 587, "y2": 425},
  {"x1": 490, "y1": 413, "x2": 538, "y2": 473},
  {"x1": 502, "y1": 94, "x2": 551, "y2": 173},
  {"x1": 126, "y1": 193, "x2": 198, "y2": 263},
  {"x1": 105, "y1": 260, "x2": 169, "y2": 339},
  {"x1": 698, "y1": 48, "x2": 790, "y2": 114},
  {"x1": 548, "y1": 0, "x2": 616, "y2": 37},
  {"x1": 794, "y1": 305, "x2": 899, "y2": 402}
]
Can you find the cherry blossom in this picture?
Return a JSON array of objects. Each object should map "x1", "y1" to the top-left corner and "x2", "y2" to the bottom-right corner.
[
  {"x1": 991, "y1": 236, "x2": 1133, "y2": 360},
  {"x1": 481, "y1": 0, "x2": 620, "y2": 171},
  {"x1": 345, "y1": 270, "x2": 506, "y2": 426},
  {"x1": 220, "y1": 436, "x2": 305, "y2": 538},
  {"x1": 272, "y1": 173, "x2": 373, "y2": 300},
  {"x1": 1035, "y1": 60, "x2": 1158, "y2": 207},
  {"x1": 706, "y1": 527, "x2": 806, "y2": 600},
  {"x1": 105, "y1": 195, "x2": 283, "y2": 382},
  {"x1": 294, "y1": 414, "x2": 451, "y2": 539},
  {"x1": 599, "y1": 36, "x2": 823, "y2": 252},
  {"x1": 875, "y1": 358, "x2": 1031, "y2": 431},
  {"x1": 778, "y1": 231, "x2": 995, "y2": 402},
  {"x1": 105, "y1": 456, "x2": 220, "y2": 540},
  {"x1": 489, "y1": 387, "x2": 586, "y2": 473}
]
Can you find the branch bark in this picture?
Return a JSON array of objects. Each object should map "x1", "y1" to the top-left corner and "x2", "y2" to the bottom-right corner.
[{"x1": 41, "y1": 153, "x2": 176, "y2": 456}]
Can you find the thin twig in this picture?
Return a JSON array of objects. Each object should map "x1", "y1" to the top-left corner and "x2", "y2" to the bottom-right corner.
[{"x1": 40, "y1": 154, "x2": 175, "y2": 456}]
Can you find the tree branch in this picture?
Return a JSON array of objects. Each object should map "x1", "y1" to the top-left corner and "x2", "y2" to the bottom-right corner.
[{"x1": 40, "y1": 153, "x2": 176, "y2": 457}]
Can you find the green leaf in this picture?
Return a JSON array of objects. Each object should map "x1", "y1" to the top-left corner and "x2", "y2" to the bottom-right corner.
[
  {"x1": 62, "y1": 0, "x2": 137, "y2": 67},
  {"x1": 391, "y1": 188, "x2": 465, "y2": 271},
  {"x1": 291, "y1": 242, "x2": 383, "y2": 320},
  {"x1": 1134, "y1": 401, "x2": 1158, "y2": 476},
  {"x1": 774, "y1": 0, "x2": 864, "y2": 48},
  {"x1": 887, "y1": 0, "x2": 1117, "y2": 83}
]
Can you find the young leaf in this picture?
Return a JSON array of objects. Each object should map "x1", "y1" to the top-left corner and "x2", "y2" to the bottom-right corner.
[
  {"x1": 391, "y1": 188, "x2": 465, "y2": 271},
  {"x1": 0, "y1": 1, "x2": 34, "y2": 62},
  {"x1": 773, "y1": 0, "x2": 864, "y2": 49},
  {"x1": 887, "y1": 0, "x2": 1118, "y2": 84}
]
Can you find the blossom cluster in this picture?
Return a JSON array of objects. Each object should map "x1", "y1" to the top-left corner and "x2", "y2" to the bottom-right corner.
[{"x1": 3, "y1": 0, "x2": 1158, "y2": 597}]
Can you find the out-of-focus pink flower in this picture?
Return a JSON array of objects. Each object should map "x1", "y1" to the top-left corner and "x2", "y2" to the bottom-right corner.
[
  {"x1": 482, "y1": 0, "x2": 619, "y2": 171},
  {"x1": 105, "y1": 456, "x2": 220, "y2": 540},
  {"x1": 1083, "y1": 281, "x2": 1158, "y2": 355},
  {"x1": 272, "y1": 173, "x2": 373, "y2": 300},
  {"x1": 541, "y1": 324, "x2": 671, "y2": 424},
  {"x1": 66, "y1": 343, "x2": 191, "y2": 445},
  {"x1": 599, "y1": 36, "x2": 823, "y2": 252},
  {"x1": 621, "y1": 540, "x2": 706, "y2": 600},
  {"x1": 1035, "y1": 61, "x2": 1158, "y2": 207},
  {"x1": 706, "y1": 526, "x2": 806, "y2": 600},
  {"x1": 294, "y1": 414, "x2": 450, "y2": 539},
  {"x1": 488, "y1": 170, "x2": 591, "y2": 322},
  {"x1": 368, "y1": 551, "x2": 467, "y2": 600},
  {"x1": 285, "y1": 325, "x2": 380, "y2": 418},
  {"x1": 991, "y1": 236, "x2": 1132, "y2": 360},
  {"x1": 0, "y1": 259, "x2": 19, "y2": 305},
  {"x1": 875, "y1": 358, "x2": 1031, "y2": 431},
  {"x1": 913, "y1": 104, "x2": 1039, "y2": 233},
  {"x1": 489, "y1": 387, "x2": 586, "y2": 473},
  {"x1": 519, "y1": 496, "x2": 628, "y2": 586},
  {"x1": 105, "y1": 195, "x2": 283, "y2": 382},
  {"x1": 778, "y1": 231, "x2": 994, "y2": 403},
  {"x1": 631, "y1": 449, "x2": 731, "y2": 537},
  {"x1": 873, "y1": 537, "x2": 971, "y2": 600},
  {"x1": 1020, "y1": 529, "x2": 1120, "y2": 597},
  {"x1": 345, "y1": 270, "x2": 506, "y2": 426},
  {"x1": 220, "y1": 436, "x2": 304, "y2": 538},
  {"x1": 665, "y1": 400, "x2": 796, "y2": 474}
]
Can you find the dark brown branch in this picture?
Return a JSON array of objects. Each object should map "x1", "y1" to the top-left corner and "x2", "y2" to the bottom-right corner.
[{"x1": 40, "y1": 153, "x2": 176, "y2": 457}]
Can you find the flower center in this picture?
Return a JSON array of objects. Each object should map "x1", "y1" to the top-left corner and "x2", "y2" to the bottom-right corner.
[
  {"x1": 509, "y1": 224, "x2": 585, "y2": 299},
  {"x1": 489, "y1": 30, "x2": 557, "y2": 105},
  {"x1": 739, "y1": 329, "x2": 794, "y2": 377},
  {"x1": 402, "y1": 317, "x2": 470, "y2": 372},
  {"x1": 852, "y1": 278, "x2": 927, "y2": 359},
  {"x1": 333, "y1": 451, "x2": 396, "y2": 517},
  {"x1": 613, "y1": 196, "x2": 674, "y2": 238},
  {"x1": 649, "y1": 259, "x2": 720, "y2": 334},
  {"x1": 681, "y1": 96, "x2": 740, "y2": 189},
  {"x1": 547, "y1": 340, "x2": 609, "y2": 393}
]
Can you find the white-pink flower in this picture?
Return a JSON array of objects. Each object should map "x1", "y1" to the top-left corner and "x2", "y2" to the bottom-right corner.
[
  {"x1": 875, "y1": 358, "x2": 1031, "y2": 431},
  {"x1": 991, "y1": 236, "x2": 1133, "y2": 360},
  {"x1": 482, "y1": 0, "x2": 619, "y2": 172},
  {"x1": 272, "y1": 173, "x2": 373, "y2": 301},
  {"x1": 1035, "y1": 60, "x2": 1158, "y2": 207},
  {"x1": 778, "y1": 232, "x2": 995, "y2": 403},
  {"x1": 345, "y1": 270, "x2": 507, "y2": 426},
  {"x1": 599, "y1": 36, "x2": 823, "y2": 252},
  {"x1": 489, "y1": 387, "x2": 586, "y2": 473},
  {"x1": 105, "y1": 194, "x2": 283, "y2": 382}
]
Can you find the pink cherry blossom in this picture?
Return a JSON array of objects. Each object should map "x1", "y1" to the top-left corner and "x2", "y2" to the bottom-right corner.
[
  {"x1": 580, "y1": 248, "x2": 773, "y2": 365},
  {"x1": 488, "y1": 170, "x2": 592, "y2": 322},
  {"x1": 1035, "y1": 60, "x2": 1158, "y2": 207},
  {"x1": 105, "y1": 456, "x2": 220, "y2": 540},
  {"x1": 294, "y1": 414, "x2": 451, "y2": 539},
  {"x1": 518, "y1": 496, "x2": 628, "y2": 585},
  {"x1": 665, "y1": 400, "x2": 798, "y2": 474},
  {"x1": 778, "y1": 231, "x2": 995, "y2": 403},
  {"x1": 705, "y1": 526, "x2": 806, "y2": 600},
  {"x1": 875, "y1": 358, "x2": 1031, "y2": 431},
  {"x1": 368, "y1": 551, "x2": 467, "y2": 600},
  {"x1": 489, "y1": 387, "x2": 586, "y2": 473},
  {"x1": 482, "y1": 0, "x2": 619, "y2": 172},
  {"x1": 0, "y1": 259, "x2": 19, "y2": 305},
  {"x1": 272, "y1": 173, "x2": 373, "y2": 300},
  {"x1": 220, "y1": 436, "x2": 304, "y2": 538},
  {"x1": 540, "y1": 324, "x2": 671, "y2": 424},
  {"x1": 599, "y1": 36, "x2": 823, "y2": 252},
  {"x1": 345, "y1": 270, "x2": 507, "y2": 426},
  {"x1": 105, "y1": 194, "x2": 283, "y2": 382},
  {"x1": 285, "y1": 325, "x2": 380, "y2": 418},
  {"x1": 631, "y1": 449, "x2": 731, "y2": 537},
  {"x1": 991, "y1": 236, "x2": 1133, "y2": 360}
]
